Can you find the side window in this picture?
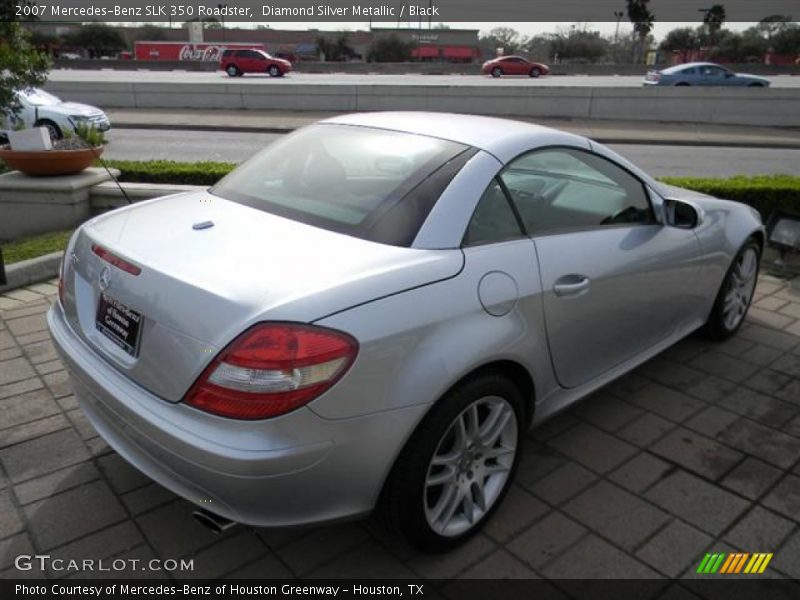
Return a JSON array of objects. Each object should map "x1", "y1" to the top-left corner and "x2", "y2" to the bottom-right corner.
[
  {"x1": 681, "y1": 67, "x2": 696, "y2": 75},
  {"x1": 701, "y1": 65, "x2": 724, "y2": 77},
  {"x1": 463, "y1": 179, "x2": 524, "y2": 246},
  {"x1": 499, "y1": 147, "x2": 654, "y2": 236}
]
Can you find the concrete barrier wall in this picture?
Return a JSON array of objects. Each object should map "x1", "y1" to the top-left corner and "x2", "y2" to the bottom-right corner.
[
  {"x1": 44, "y1": 80, "x2": 800, "y2": 127},
  {"x1": 53, "y1": 59, "x2": 800, "y2": 77}
]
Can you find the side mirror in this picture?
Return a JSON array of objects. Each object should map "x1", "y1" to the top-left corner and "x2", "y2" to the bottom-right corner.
[{"x1": 664, "y1": 198, "x2": 701, "y2": 229}]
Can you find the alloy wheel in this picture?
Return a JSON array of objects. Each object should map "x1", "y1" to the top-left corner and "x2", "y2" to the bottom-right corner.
[
  {"x1": 423, "y1": 395, "x2": 517, "y2": 537},
  {"x1": 722, "y1": 246, "x2": 758, "y2": 331}
]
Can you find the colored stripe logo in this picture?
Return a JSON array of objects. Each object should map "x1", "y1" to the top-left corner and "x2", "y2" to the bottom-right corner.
[{"x1": 696, "y1": 552, "x2": 773, "y2": 574}]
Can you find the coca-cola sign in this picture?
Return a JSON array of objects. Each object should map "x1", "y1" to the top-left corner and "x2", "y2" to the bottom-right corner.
[
  {"x1": 134, "y1": 42, "x2": 265, "y2": 61},
  {"x1": 178, "y1": 44, "x2": 224, "y2": 62}
]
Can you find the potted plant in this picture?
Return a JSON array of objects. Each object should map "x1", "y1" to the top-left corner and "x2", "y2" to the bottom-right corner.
[
  {"x1": 0, "y1": 4, "x2": 52, "y2": 174},
  {"x1": 0, "y1": 122, "x2": 106, "y2": 176}
]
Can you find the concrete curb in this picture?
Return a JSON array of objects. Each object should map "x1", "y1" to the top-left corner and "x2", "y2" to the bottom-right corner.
[
  {"x1": 110, "y1": 120, "x2": 800, "y2": 149},
  {"x1": 0, "y1": 251, "x2": 63, "y2": 294}
]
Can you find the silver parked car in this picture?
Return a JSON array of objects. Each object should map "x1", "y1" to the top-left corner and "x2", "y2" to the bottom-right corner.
[
  {"x1": 48, "y1": 113, "x2": 764, "y2": 551},
  {"x1": 1, "y1": 88, "x2": 111, "y2": 140}
]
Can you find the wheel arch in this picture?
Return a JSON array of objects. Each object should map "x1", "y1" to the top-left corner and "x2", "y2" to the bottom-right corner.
[
  {"x1": 375, "y1": 357, "x2": 536, "y2": 515},
  {"x1": 452, "y1": 359, "x2": 536, "y2": 427},
  {"x1": 33, "y1": 117, "x2": 63, "y2": 138}
]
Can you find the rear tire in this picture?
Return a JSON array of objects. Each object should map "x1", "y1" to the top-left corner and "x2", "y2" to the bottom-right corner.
[
  {"x1": 382, "y1": 373, "x2": 524, "y2": 552},
  {"x1": 702, "y1": 238, "x2": 761, "y2": 341},
  {"x1": 748, "y1": 82, "x2": 765, "y2": 87},
  {"x1": 675, "y1": 82, "x2": 691, "y2": 86},
  {"x1": 491, "y1": 67, "x2": 503, "y2": 78},
  {"x1": 225, "y1": 64, "x2": 241, "y2": 77}
]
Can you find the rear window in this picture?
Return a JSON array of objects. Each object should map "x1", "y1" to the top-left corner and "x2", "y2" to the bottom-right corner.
[{"x1": 210, "y1": 124, "x2": 473, "y2": 246}]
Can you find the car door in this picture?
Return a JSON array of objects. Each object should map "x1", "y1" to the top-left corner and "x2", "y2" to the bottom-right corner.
[
  {"x1": 498, "y1": 146, "x2": 704, "y2": 389},
  {"x1": 239, "y1": 50, "x2": 258, "y2": 72},
  {"x1": 251, "y1": 51, "x2": 268, "y2": 72},
  {"x1": 698, "y1": 65, "x2": 726, "y2": 86},
  {"x1": 509, "y1": 58, "x2": 527, "y2": 75}
]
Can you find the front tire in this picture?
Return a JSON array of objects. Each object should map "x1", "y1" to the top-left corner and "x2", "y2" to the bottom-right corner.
[
  {"x1": 34, "y1": 119, "x2": 61, "y2": 140},
  {"x1": 268, "y1": 65, "x2": 281, "y2": 77},
  {"x1": 529, "y1": 67, "x2": 541, "y2": 78},
  {"x1": 491, "y1": 67, "x2": 503, "y2": 78},
  {"x1": 703, "y1": 239, "x2": 761, "y2": 340},
  {"x1": 382, "y1": 373, "x2": 524, "y2": 552}
]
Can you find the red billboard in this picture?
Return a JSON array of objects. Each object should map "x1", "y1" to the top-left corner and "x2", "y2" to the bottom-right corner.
[{"x1": 134, "y1": 42, "x2": 266, "y2": 62}]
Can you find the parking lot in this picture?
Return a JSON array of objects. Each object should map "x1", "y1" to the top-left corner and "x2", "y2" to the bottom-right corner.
[{"x1": 1, "y1": 273, "x2": 799, "y2": 584}]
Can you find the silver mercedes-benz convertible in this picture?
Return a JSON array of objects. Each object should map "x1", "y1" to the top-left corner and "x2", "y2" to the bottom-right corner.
[{"x1": 48, "y1": 112, "x2": 764, "y2": 551}]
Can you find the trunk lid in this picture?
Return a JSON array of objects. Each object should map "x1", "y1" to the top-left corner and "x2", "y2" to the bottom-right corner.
[{"x1": 61, "y1": 191, "x2": 462, "y2": 402}]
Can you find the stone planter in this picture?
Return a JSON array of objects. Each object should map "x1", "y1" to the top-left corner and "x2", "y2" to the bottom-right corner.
[{"x1": 0, "y1": 145, "x2": 103, "y2": 177}]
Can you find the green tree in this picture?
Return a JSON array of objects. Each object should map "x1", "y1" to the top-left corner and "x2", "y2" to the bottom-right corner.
[
  {"x1": 659, "y1": 27, "x2": 701, "y2": 62},
  {"x1": 522, "y1": 34, "x2": 553, "y2": 61},
  {"x1": 367, "y1": 36, "x2": 414, "y2": 62},
  {"x1": 738, "y1": 28, "x2": 770, "y2": 60},
  {"x1": 317, "y1": 33, "x2": 357, "y2": 62},
  {"x1": 479, "y1": 27, "x2": 523, "y2": 57},
  {"x1": 703, "y1": 4, "x2": 727, "y2": 43},
  {"x1": 772, "y1": 23, "x2": 800, "y2": 55},
  {"x1": 550, "y1": 26, "x2": 609, "y2": 63},
  {"x1": 626, "y1": 0, "x2": 655, "y2": 62},
  {"x1": 758, "y1": 15, "x2": 793, "y2": 44},
  {"x1": 0, "y1": 0, "x2": 51, "y2": 116},
  {"x1": 65, "y1": 23, "x2": 127, "y2": 58}
]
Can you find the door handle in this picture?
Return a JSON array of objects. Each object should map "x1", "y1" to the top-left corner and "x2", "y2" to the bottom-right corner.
[{"x1": 553, "y1": 275, "x2": 591, "y2": 297}]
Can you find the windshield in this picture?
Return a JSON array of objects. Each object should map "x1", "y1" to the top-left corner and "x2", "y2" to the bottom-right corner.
[
  {"x1": 19, "y1": 88, "x2": 62, "y2": 106},
  {"x1": 211, "y1": 124, "x2": 472, "y2": 246}
]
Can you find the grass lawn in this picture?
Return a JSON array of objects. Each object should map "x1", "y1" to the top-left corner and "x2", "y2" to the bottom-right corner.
[{"x1": 1, "y1": 230, "x2": 73, "y2": 265}]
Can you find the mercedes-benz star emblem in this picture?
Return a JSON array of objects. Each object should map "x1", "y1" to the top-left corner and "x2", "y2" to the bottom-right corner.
[{"x1": 98, "y1": 266, "x2": 111, "y2": 291}]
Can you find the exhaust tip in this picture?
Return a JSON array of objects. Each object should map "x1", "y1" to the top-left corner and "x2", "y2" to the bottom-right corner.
[{"x1": 192, "y1": 509, "x2": 236, "y2": 535}]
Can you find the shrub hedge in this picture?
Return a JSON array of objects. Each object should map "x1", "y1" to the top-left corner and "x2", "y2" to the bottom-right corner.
[
  {"x1": 101, "y1": 159, "x2": 236, "y2": 186},
  {"x1": 659, "y1": 175, "x2": 800, "y2": 219}
]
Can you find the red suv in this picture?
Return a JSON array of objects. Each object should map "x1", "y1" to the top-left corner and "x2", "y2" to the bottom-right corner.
[{"x1": 220, "y1": 49, "x2": 292, "y2": 78}]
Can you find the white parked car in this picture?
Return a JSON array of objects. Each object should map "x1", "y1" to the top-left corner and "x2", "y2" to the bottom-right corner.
[{"x1": 1, "y1": 88, "x2": 111, "y2": 140}]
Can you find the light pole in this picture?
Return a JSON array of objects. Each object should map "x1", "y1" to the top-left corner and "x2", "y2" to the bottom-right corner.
[
  {"x1": 613, "y1": 10, "x2": 624, "y2": 63},
  {"x1": 218, "y1": 4, "x2": 227, "y2": 42},
  {"x1": 614, "y1": 10, "x2": 624, "y2": 44},
  {"x1": 698, "y1": 8, "x2": 710, "y2": 58}
]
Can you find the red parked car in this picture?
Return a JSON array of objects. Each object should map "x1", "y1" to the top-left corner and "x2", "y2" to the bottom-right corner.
[
  {"x1": 482, "y1": 56, "x2": 550, "y2": 78},
  {"x1": 220, "y1": 49, "x2": 292, "y2": 78}
]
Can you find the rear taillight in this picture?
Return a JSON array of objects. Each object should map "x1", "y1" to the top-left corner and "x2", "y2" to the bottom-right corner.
[{"x1": 184, "y1": 323, "x2": 358, "y2": 420}]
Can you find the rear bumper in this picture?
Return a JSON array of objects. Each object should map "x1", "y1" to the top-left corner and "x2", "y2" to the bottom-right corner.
[{"x1": 47, "y1": 302, "x2": 427, "y2": 527}]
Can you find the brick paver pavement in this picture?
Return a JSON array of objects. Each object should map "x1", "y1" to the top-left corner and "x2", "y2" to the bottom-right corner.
[{"x1": 0, "y1": 275, "x2": 799, "y2": 581}]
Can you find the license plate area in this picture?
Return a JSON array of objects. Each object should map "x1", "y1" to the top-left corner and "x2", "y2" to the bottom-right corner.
[{"x1": 95, "y1": 293, "x2": 142, "y2": 357}]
